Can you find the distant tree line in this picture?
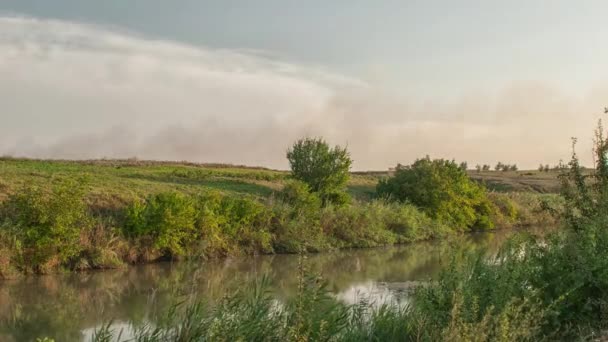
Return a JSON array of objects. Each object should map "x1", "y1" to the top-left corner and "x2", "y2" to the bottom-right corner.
[
  {"x1": 538, "y1": 160, "x2": 573, "y2": 172},
  {"x1": 473, "y1": 162, "x2": 518, "y2": 172}
]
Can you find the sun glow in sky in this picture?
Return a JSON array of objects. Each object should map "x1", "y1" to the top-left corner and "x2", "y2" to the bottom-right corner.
[{"x1": 1, "y1": 1, "x2": 608, "y2": 169}]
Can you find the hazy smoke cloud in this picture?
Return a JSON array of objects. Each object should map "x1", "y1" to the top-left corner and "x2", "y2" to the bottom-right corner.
[{"x1": 0, "y1": 16, "x2": 606, "y2": 170}]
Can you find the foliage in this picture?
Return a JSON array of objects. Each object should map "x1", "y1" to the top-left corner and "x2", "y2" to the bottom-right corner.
[
  {"x1": 0, "y1": 179, "x2": 90, "y2": 272},
  {"x1": 538, "y1": 163, "x2": 551, "y2": 172},
  {"x1": 194, "y1": 191, "x2": 274, "y2": 256},
  {"x1": 495, "y1": 162, "x2": 518, "y2": 172},
  {"x1": 413, "y1": 115, "x2": 608, "y2": 339},
  {"x1": 377, "y1": 157, "x2": 496, "y2": 230},
  {"x1": 124, "y1": 192, "x2": 198, "y2": 257},
  {"x1": 286, "y1": 137, "x2": 352, "y2": 205},
  {"x1": 0, "y1": 178, "x2": 557, "y2": 275},
  {"x1": 277, "y1": 180, "x2": 322, "y2": 212}
]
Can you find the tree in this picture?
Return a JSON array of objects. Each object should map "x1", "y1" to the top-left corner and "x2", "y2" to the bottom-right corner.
[
  {"x1": 482, "y1": 164, "x2": 491, "y2": 171},
  {"x1": 459, "y1": 161, "x2": 468, "y2": 171},
  {"x1": 539, "y1": 164, "x2": 545, "y2": 172},
  {"x1": 509, "y1": 164, "x2": 518, "y2": 171},
  {"x1": 376, "y1": 157, "x2": 495, "y2": 230},
  {"x1": 475, "y1": 164, "x2": 482, "y2": 173},
  {"x1": 495, "y1": 162, "x2": 503, "y2": 171},
  {"x1": 286, "y1": 138, "x2": 352, "y2": 205}
]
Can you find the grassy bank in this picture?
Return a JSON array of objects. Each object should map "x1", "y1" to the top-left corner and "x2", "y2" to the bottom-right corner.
[
  {"x1": 75, "y1": 123, "x2": 608, "y2": 342},
  {"x1": 0, "y1": 158, "x2": 561, "y2": 277}
]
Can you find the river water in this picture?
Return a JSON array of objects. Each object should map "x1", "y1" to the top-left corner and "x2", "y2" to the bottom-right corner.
[{"x1": 0, "y1": 229, "x2": 533, "y2": 341}]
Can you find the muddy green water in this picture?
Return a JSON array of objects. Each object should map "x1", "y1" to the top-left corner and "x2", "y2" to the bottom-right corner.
[{"x1": 0, "y1": 230, "x2": 531, "y2": 341}]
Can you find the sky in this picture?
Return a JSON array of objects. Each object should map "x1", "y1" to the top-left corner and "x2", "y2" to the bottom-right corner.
[{"x1": 1, "y1": 0, "x2": 607, "y2": 170}]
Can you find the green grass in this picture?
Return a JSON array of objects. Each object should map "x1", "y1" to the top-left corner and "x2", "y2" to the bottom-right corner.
[
  {"x1": 0, "y1": 158, "x2": 562, "y2": 277},
  {"x1": 357, "y1": 169, "x2": 573, "y2": 194},
  {"x1": 0, "y1": 158, "x2": 378, "y2": 204},
  {"x1": 2, "y1": 159, "x2": 564, "y2": 205}
]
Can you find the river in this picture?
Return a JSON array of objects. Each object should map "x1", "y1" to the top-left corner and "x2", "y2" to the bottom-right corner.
[{"x1": 0, "y1": 229, "x2": 538, "y2": 341}]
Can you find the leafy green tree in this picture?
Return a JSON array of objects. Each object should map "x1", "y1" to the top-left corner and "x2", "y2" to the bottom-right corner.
[
  {"x1": 376, "y1": 157, "x2": 495, "y2": 230},
  {"x1": 286, "y1": 138, "x2": 352, "y2": 205},
  {"x1": 459, "y1": 161, "x2": 468, "y2": 171}
]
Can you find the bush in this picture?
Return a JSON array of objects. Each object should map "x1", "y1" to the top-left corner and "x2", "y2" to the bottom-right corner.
[
  {"x1": 286, "y1": 137, "x2": 352, "y2": 206},
  {"x1": 381, "y1": 202, "x2": 450, "y2": 242},
  {"x1": 0, "y1": 180, "x2": 90, "y2": 272},
  {"x1": 377, "y1": 157, "x2": 496, "y2": 230},
  {"x1": 271, "y1": 202, "x2": 329, "y2": 253},
  {"x1": 488, "y1": 193, "x2": 519, "y2": 227},
  {"x1": 320, "y1": 204, "x2": 397, "y2": 248},
  {"x1": 195, "y1": 191, "x2": 273, "y2": 256},
  {"x1": 124, "y1": 192, "x2": 198, "y2": 258},
  {"x1": 272, "y1": 181, "x2": 327, "y2": 252},
  {"x1": 277, "y1": 180, "x2": 321, "y2": 213}
]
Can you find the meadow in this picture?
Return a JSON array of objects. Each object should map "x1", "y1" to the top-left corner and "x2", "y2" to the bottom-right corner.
[
  {"x1": 74, "y1": 140, "x2": 608, "y2": 341},
  {"x1": 0, "y1": 157, "x2": 561, "y2": 277},
  {"x1": 0, "y1": 157, "x2": 562, "y2": 204}
]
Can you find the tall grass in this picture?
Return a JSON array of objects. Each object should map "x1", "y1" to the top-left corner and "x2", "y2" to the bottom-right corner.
[
  {"x1": 0, "y1": 179, "x2": 559, "y2": 276},
  {"x1": 59, "y1": 123, "x2": 608, "y2": 341},
  {"x1": 85, "y1": 250, "x2": 546, "y2": 342}
]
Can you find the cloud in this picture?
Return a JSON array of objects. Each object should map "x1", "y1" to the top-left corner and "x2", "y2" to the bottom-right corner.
[{"x1": 0, "y1": 15, "x2": 605, "y2": 170}]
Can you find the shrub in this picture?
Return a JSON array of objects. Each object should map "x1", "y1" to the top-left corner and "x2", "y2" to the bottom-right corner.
[
  {"x1": 286, "y1": 137, "x2": 352, "y2": 206},
  {"x1": 277, "y1": 180, "x2": 321, "y2": 213},
  {"x1": 377, "y1": 157, "x2": 496, "y2": 230},
  {"x1": 0, "y1": 180, "x2": 90, "y2": 272},
  {"x1": 376, "y1": 201, "x2": 449, "y2": 242},
  {"x1": 320, "y1": 204, "x2": 397, "y2": 248},
  {"x1": 272, "y1": 181, "x2": 327, "y2": 252},
  {"x1": 195, "y1": 191, "x2": 273, "y2": 255},
  {"x1": 488, "y1": 193, "x2": 519, "y2": 227},
  {"x1": 124, "y1": 192, "x2": 198, "y2": 257},
  {"x1": 271, "y1": 202, "x2": 329, "y2": 253}
]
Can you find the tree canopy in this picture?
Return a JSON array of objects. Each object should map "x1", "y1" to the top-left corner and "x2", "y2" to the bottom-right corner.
[{"x1": 286, "y1": 138, "x2": 352, "y2": 205}]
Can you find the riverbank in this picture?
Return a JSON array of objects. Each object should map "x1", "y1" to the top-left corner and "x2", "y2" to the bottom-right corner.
[
  {"x1": 0, "y1": 172, "x2": 561, "y2": 277},
  {"x1": 0, "y1": 230, "x2": 538, "y2": 341}
]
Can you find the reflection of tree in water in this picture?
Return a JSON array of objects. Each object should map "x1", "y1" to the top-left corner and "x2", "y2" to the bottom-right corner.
[{"x1": 0, "y1": 229, "x2": 533, "y2": 341}]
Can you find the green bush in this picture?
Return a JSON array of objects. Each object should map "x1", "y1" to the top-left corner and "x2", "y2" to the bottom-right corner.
[
  {"x1": 488, "y1": 192, "x2": 519, "y2": 227},
  {"x1": 379, "y1": 201, "x2": 450, "y2": 242},
  {"x1": 377, "y1": 157, "x2": 496, "y2": 230},
  {"x1": 195, "y1": 191, "x2": 273, "y2": 255},
  {"x1": 124, "y1": 192, "x2": 198, "y2": 257},
  {"x1": 286, "y1": 137, "x2": 352, "y2": 206},
  {"x1": 276, "y1": 180, "x2": 321, "y2": 213},
  {"x1": 320, "y1": 204, "x2": 397, "y2": 248},
  {"x1": 0, "y1": 180, "x2": 89, "y2": 272}
]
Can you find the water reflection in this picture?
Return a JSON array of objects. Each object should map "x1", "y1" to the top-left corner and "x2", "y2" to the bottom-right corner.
[{"x1": 0, "y1": 229, "x2": 532, "y2": 341}]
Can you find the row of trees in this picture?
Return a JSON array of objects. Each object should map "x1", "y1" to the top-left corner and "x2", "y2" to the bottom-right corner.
[
  {"x1": 538, "y1": 162, "x2": 571, "y2": 172},
  {"x1": 471, "y1": 162, "x2": 518, "y2": 172}
]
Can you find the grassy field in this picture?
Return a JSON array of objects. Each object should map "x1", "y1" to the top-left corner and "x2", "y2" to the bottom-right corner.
[
  {"x1": 0, "y1": 158, "x2": 380, "y2": 208},
  {"x1": 0, "y1": 158, "x2": 563, "y2": 206},
  {"x1": 357, "y1": 169, "x2": 569, "y2": 193}
]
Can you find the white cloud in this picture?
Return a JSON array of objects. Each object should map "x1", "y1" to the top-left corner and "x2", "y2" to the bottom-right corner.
[{"x1": 0, "y1": 15, "x2": 605, "y2": 169}]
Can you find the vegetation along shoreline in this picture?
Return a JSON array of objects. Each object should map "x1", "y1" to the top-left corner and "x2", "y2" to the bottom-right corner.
[{"x1": 0, "y1": 138, "x2": 562, "y2": 278}]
